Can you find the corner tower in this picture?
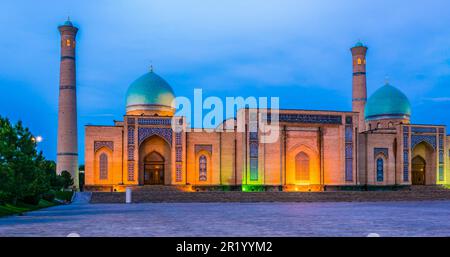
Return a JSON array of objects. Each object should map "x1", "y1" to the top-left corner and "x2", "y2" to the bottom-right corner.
[
  {"x1": 350, "y1": 41, "x2": 368, "y2": 131},
  {"x1": 56, "y1": 18, "x2": 79, "y2": 189}
]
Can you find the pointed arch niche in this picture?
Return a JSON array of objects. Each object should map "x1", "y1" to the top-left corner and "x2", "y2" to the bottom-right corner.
[{"x1": 287, "y1": 144, "x2": 320, "y2": 185}]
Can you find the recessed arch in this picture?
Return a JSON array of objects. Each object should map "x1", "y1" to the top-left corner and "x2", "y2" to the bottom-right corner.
[
  {"x1": 412, "y1": 155, "x2": 426, "y2": 185},
  {"x1": 139, "y1": 135, "x2": 172, "y2": 185},
  {"x1": 195, "y1": 149, "x2": 212, "y2": 184},
  {"x1": 411, "y1": 141, "x2": 436, "y2": 185},
  {"x1": 94, "y1": 147, "x2": 113, "y2": 184},
  {"x1": 145, "y1": 151, "x2": 165, "y2": 163},
  {"x1": 295, "y1": 152, "x2": 310, "y2": 181},
  {"x1": 199, "y1": 155, "x2": 208, "y2": 182},
  {"x1": 99, "y1": 153, "x2": 108, "y2": 180},
  {"x1": 287, "y1": 143, "x2": 319, "y2": 185}
]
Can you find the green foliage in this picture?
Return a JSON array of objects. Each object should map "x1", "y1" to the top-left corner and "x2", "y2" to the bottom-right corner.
[
  {"x1": 42, "y1": 190, "x2": 56, "y2": 202},
  {"x1": 0, "y1": 200, "x2": 57, "y2": 217},
  {"x1": 55, "y1": 191, "x2": 74, "y2": 202},
  {"x1": 0, "y1": 116, "x2": 72, "y2": 206},
  {"x1": 60, "y1": 170, "x2": 74, "y2": 189}
]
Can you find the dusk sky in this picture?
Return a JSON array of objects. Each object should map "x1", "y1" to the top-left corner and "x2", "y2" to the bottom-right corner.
[{"x1": 1, "y1": 0, "x2": 450, "y2": 163}]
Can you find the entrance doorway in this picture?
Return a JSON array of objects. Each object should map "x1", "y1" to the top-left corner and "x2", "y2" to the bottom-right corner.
[
  {"x1": 412, "y1": 156, "x2": 426, "y2": 185},
  {"x1": 143, "y1": 152, "x2": 164, "y2": 185}
]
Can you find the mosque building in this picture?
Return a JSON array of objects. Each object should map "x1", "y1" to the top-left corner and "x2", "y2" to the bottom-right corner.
[{"x1": 56, "y1": 19, "x2": 449, "y2": 191}]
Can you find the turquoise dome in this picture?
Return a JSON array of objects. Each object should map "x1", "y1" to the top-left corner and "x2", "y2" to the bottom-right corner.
[
  {"x1": 365, "y1": 83, "x2": 411, "y2": 121},
  {"x1": 354, "y1": 41, "x2": 365, "y2": 47},
  {"x1": 126, "y1": 71, "x2": 175, "y2": 113},
  {"x1": 63, "y1": 20, "x2": 73, "y2": 26},
  {"x1": 60, "y1": 17, "x2": 73, "y2": 27}
]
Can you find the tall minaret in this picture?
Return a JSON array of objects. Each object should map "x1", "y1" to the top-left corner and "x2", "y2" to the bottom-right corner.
[
  {"x1": 350, "y1": 41, "x2": 368, "y2": 131},
  {"x1": 56, "y1": 18, "x2": 79, "y2": 189}
]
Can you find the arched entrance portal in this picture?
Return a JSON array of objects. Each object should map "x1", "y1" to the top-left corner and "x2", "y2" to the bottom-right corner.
[
  {"x1": 411, "y1": 141, "x2": 436, "y2": 186},
  {"x1": 412, "y1": 156, "x2": 426, "y2": 185},
  {"x1": 139, "y1": 135, "x2": 172, "y2": 185},
  {"x1": 144, "y1": 152, "x2": 165, "y2": 185}
]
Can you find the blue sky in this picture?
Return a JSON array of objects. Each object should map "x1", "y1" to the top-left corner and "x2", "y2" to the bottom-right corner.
[{"x1": 1, "y1": 0, "x2": 450, "y2": 163}]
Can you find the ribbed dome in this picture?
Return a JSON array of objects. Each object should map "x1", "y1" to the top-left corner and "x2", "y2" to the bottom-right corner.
[
  {"x1": 126, "y1": 71, "x2": 175, "y2": 115},
  {"x1": 365, "y1": 83, "x2": 411, "y2": 121}
]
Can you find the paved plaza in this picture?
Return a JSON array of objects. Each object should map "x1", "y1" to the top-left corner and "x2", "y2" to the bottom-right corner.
[{"x1": 1, "y1": 200, "x2": 450, "y2": 237}]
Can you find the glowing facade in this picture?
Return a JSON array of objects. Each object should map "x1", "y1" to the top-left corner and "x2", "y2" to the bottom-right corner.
[{"x1": 78, "y1": 31, "x2": 449, "y2": 191}]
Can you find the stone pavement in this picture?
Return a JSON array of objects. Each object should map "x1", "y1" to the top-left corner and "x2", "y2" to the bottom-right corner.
[{"x1": 1, "y1": 200, "x2": 450, "y2": 237}]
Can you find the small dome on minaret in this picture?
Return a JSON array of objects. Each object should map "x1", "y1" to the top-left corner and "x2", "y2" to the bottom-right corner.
[
  {"x1": 60, "y1": 17, "x2": 74, "y2": 27},
  {"x1": 353, "y1": 40, "x2": 366, "y2": 48}
]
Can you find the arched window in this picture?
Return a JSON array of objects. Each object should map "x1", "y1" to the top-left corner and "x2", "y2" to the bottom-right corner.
[
  {"x1": 377, "y1": 123, "x2": 381, "y2": 129},
  {"x1": 295, "y1": 152, "x2": 310, "y2": 181},
  {"x1": 99, "y1": 153, "x2": 108, "y2": 180},
  {"x1": 376, "y1": 158, "x2": 384, "y2": 182},
  {"x1": 199, "y1": 155, "x2": 207, "y2": 182},
  {"x1": 357, "y1": 58, "x2": 362, "y2": 65},
  {"x1": 66, "y1": 39, "x2": 71, "y2": 47}
]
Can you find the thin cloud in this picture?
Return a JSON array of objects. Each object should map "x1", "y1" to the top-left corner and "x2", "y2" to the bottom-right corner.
[{"x1": 423, "y1": 97, "x2": 450, "y2": 103}]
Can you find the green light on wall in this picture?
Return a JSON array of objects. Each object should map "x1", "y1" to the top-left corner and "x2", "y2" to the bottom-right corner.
[{"x1": 241, "y1": 185, "x2": 265, "y2": 192}]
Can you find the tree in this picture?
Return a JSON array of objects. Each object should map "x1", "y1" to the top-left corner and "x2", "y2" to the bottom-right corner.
[
  {"x1": 0, "y1": 116, "x2": 51, "y2": 204},
  {"x1": 60, "y1": 170, "x2": 74, "y2": 190}
]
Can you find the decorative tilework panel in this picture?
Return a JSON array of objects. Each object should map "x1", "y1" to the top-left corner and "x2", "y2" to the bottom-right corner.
[
  {"x1": 411, "y1": 135, "x2": 436, "y2": 150},
  {"x1": 128, "y1": 127, "x2": 135, "y2": 145},
  {"x1": 94, "y1": 141, "x2": 114, "y2": 152},
  {"x1": 376, "y1": 158, "x2": 384, "y2": 182},
  {"x1": 176, "y1": 163, "x2": 182, "y2": 182},
  {"x1": 127, "y1": 162, "x2": 135, "y2": 181},
  {"x1": 345, "y1": 144, "x2": 353, "y2": 156},
  {"x1": 345, "y1": 158, "x2": 353, "y2": 182},
  {"x1": 264, "y1": 114, "x2": 342, "y2": 124},
  {"x1": 250, "y1": 132, "x2": 258, "y2": 140},
  {"x1": 199, "y1": 155, "x2": 207, "y2": 182},
  {"x1": 411, "y1": 127, "x2": 436, "y2": 133},
  {"x1": 345, "y1": 124, "x2": 353, "y2": 182},
  {"x1": 138, "y1": 127, "x2": 173, "y2": 145},
  {"x1": 345, "y1": 126, "x2": 353, "y2": 142},
  {"x1": 250, "y1": 158, "x2": 258, "y2": 181},
  {"x1": 403, "y1": 127, "x2": 410, "y2": 182},
  {"x1": 138, "y1": 118, "x2": 171, "y2": 126},
  {"x1": 127, "y1": 118, "x2": 135, "y2": 124},
  {"x1": 374, "y1": 148, "x2": 389, "y2": 158},
  {"x1": 99, "y1": 153, "x2": 108, "y2": 180},
  {"x1": 176, "y1": 147, "x2": 182, "y2": 162},
  {"x1": 176, "y1": 132, "x2": 182, "y2": 145},
  {"x1": 128, "y1": 145, "x2": 135, "y2": 160},
  {"x1": 403, "y1": 150, "x2": 409, "y2": 182},
  {"x1": 250, "y1": 142, "x2": 258, "y2": 158},
  {"x1": 195, "y1": 144, "x2": 212, "y2": 154}
]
